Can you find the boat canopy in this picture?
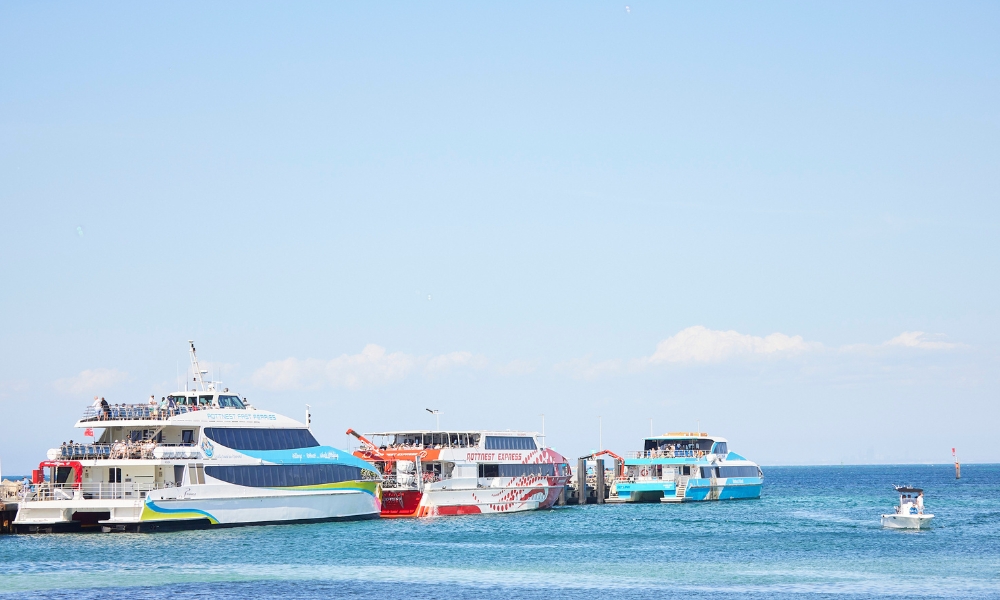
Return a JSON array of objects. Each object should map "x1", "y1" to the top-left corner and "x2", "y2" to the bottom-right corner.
[{"x1": 894, "y1": 486, "x2": 923, "y2": 494}]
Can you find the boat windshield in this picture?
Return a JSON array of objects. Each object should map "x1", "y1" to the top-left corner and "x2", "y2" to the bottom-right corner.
[{"x1": 644, "y1": 438, "x2": 715, "y2": 453}]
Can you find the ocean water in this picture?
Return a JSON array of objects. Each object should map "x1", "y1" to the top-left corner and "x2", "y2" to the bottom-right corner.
[{"x1": 2, "y1": 465, "x2": 999, "y2": 599}]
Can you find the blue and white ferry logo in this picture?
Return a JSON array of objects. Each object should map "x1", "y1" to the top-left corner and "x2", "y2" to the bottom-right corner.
[{"x1": 201, "y1": 438, "x2": 214, "y2": 458}]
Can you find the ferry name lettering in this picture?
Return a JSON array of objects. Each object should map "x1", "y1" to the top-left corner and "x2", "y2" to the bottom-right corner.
[
  {"x1": 497, "y1": 453, "x2": 522, "y2": 461},
  {"x1": 466, "y1": 452, "x2": 494, "y2": 461}
]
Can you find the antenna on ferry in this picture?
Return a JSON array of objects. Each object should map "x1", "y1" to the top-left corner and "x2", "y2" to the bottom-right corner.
[
  {"x1": 425, "y1": 408, "x2": 441, "y2": 430},
  {"x1": 306, "y1": 404, "x2": 312, "y2": 429},
  {"x1": 188, "y1": 340, "x2": 206, "y2": 392},
  {"x1": 539, "y1": 414, "x2": 545, "y2": 447}
]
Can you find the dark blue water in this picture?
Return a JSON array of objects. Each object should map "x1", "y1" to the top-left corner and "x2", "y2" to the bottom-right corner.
[{"x1": 3, "y1": 465, "x2": 999, "y2": 599}]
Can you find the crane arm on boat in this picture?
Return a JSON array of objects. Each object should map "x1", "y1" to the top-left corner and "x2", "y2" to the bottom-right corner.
[{"x1": 579, "y1": 449, "x2": 627, "y2": 477}]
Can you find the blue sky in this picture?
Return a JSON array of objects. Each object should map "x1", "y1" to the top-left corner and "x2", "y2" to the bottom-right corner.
[{"x1": 1, "y1": 2, "x2": 998, "y2": 473}]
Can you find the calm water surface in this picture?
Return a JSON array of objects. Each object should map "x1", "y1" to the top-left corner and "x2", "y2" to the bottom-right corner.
[{"x1": 2, "y1": 465, "x2": 999, "y2": 599}]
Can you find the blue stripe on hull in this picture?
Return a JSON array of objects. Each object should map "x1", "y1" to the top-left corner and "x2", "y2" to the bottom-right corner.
[{"x1": 617, "y1": 479, "x2": 762, "y2": 502}]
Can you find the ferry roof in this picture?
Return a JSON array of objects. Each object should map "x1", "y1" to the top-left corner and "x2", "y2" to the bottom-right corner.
[
  {"x1": 366, "y1": 430, "x2": 538, "y2": 436},
  {"x1": 645, "y1": 432, "x2": 728, "y2": 443},
  {"x1": 75, "y1": 408, "x2": 307, "y2": 429},
  {"x1": 894, "y1": 486, "x2": 923, "y2": 494}
]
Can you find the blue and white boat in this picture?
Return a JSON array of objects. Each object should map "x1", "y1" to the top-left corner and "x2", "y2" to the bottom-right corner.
[{"x1": 610, "y1": 432, "x2": 763, "y2": 502}]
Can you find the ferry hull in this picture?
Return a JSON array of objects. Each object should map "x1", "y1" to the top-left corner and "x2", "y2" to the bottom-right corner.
[
  {"x1": 612, "y1": 478, "x2": 763, "y2": 503},
  {"x1": 14, "y1": 483, "x2": 381, "y2": 533},
  {"x1": 384, "y1": 476, "x2": 569, "y2": 518}
]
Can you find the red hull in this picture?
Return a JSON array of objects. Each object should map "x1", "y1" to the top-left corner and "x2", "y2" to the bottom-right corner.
[{"x1": 380, "y1": 489, "x2": 423, "y2": 517}]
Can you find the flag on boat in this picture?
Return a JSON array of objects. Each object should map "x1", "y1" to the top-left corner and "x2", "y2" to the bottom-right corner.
[{"x1": 85, "y1": 428, "x2": 94, "y2": 437}]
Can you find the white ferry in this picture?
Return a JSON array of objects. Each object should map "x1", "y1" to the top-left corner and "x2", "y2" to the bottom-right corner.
[
  {"x1": 609, "y1": 432, "x2": 763, "y2": 502},
  {"x1": 13, "y1": 343, "x2": 381, "y2": 533},
  {"x1": 349, "y1": 429, "x2": 571, "y2": 517}
]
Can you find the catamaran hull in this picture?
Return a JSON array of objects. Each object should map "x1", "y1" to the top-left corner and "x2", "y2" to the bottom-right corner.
[
  {"x1": 383, "y1": 477, "x2": 570, "y2": 517},
  {"x1": 612, "y1": 478, "x2": 763, "y2": 503},
  {"x1": 14, "y1": 485, "x2": 380, "y2": 533}
]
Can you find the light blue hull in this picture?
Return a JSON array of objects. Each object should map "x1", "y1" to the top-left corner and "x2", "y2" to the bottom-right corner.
[{"x1": 613, "y1": 478, "x2": 763, "y2": 502}]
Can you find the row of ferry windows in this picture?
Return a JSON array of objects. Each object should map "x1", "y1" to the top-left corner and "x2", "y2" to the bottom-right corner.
[
  {"x1": 204, "y1": 428, "x2": 320, "y2": 451},
  {"x1": 699, "y1": 466, "x2": 761, "y2": 479},
  {"x1": 644, "y1": 440, "x2": 727, "y2": 454},
  {"x1": 206, "y1": 464, "x2": 362, "y2": 488},
  {"x1": 166, "y1": 395, "x2": 245, "y2": 408},
  {"x1": 383, "y1": 434, "x2": 537, "y2": 450},
  {"x1": 477, "y1": 463, "x2": 556, "y2": 478}
]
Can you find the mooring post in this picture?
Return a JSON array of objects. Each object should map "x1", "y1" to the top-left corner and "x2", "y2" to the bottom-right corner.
[
  {"x1": 577, "y1": 458, "x2": 587, "y2": 505},
  {"x1": 596, "y1": 458, "x2": 606, "y2": 504},
  {"x1": 557, "y1": 483, "x2": 567, "y2": 505}
]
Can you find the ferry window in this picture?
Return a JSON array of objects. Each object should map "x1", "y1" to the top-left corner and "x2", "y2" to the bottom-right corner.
[
  {"x1": 109, "y1": 467, "x2": 122, "y2": 483},
  {"x1": 499, "y1": 464, "x2": 555, "y2": 477},
  {"x1": 718, "y1": 466, "x2": 760, "y2": 478},
  {"x1": 198, "y1": 395, "x2": 213, "y2": 406},
  {"x1": 478, "y1": 464, "x2": 555, "y2": 478},
  {"x1": 168, "y1": 395, "x2": 187, "y2": 406},
  {"x1": 204, "y1": 427, "x2": 320, "y2": 451},
  {"x1": 181, "y1": 430, "x2": 195, "y2": 445},
  {"x1": 713, "y1": 442, "x2": 728, "y2": 455},
  {"x1": 218, "y1": 395, "x2": 244, "y2": 408},
  {"x1": 173, "y1": 465, "x2": 184, "y2": 485},
  {"x1": 478, "y1": 464, "x2": 500, "y2": 478},
  {"x1": 484, "y1": 436, "x2": 537, "y2": 450},
  {"x1": 205, "y1": 464, "x2": 362, "y2": 487}
]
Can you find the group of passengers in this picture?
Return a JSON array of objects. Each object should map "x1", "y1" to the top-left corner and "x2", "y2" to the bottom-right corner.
[
  {"x1": 60, "y1": 436, "x2": 157, "y2": 459},
  {"x1": 90, "y1": 394, "x2": 211, "y2": 421},
  {"x1": 380, "y1": 435, "x2": 477, "y2": 450},
  {"x1": 647, "y1": 445, "x2": 706, "y2": 459}
]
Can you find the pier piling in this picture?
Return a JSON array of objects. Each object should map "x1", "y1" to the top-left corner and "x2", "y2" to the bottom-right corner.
[
  {"x1": 577, "y1": 458, "x2": 587, "y2": 505},
  {"x1": 596, "y1": 459, "x2": 605, "y2": 505}
]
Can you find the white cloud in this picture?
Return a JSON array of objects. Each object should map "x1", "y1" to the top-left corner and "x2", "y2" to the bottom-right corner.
[
  {"x1": 883, "y1": 331, "x2": 960, "y2": 350},
  {"x1": 839, "y1": 331, "x2": 963, "y2": 353},
  {"x1": 251, "y1": 344, "x2": 487, "y2": 391},
  {"x1": 54, "y1": 368, "x2": 128, "y2": 395},
  {"x1": 494, "y1": 359, "x2": 537, "y2": 376},
  {"x1": 558, "y1": 326, "x2": 818, "y2": 380},
  {"x1": 642, "y1": 326, "x2": 815, "y2": 365},
  {"x1": 554, "y1": 356, "x2": 624, "y2": 380},
  {"x1": 426, "y1": 351, "x2": 487, "y2": 373}
]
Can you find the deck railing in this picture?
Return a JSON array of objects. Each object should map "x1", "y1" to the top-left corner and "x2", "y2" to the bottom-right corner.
[
  {"x1": 80, "y1": 404, "x2": 236, "y2": 422},
  {"x1": 625, "y1": 450, "x2": 707, "y2": 459},
  {"x1": 23, "y1": 481, "x2": 170, "y2": 502},
  {"x1": 56, "y1": 442, "x2": 196, "y2": 461}
]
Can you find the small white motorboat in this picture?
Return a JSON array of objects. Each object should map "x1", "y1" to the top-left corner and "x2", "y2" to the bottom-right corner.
[{"x1": 881, "y1": 486, "x2": 933, "y2": 529}]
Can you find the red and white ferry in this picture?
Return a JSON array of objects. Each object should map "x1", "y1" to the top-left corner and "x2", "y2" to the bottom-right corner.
[{"x1": 348, "y1": 429, "x2": 571, "y2": 517}]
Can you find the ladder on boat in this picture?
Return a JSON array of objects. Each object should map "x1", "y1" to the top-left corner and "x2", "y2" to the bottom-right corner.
[{"x1": 661, "y1": 477, "x2": 687, "y2": 503}]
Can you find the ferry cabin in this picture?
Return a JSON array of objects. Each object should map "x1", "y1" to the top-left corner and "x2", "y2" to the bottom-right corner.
[
  {"x1": 611, "y1": 432, "x2": 763, "y2": 503},
  {"x1": 16, "y1": 390, "x2": 381, "y2": 533}
]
